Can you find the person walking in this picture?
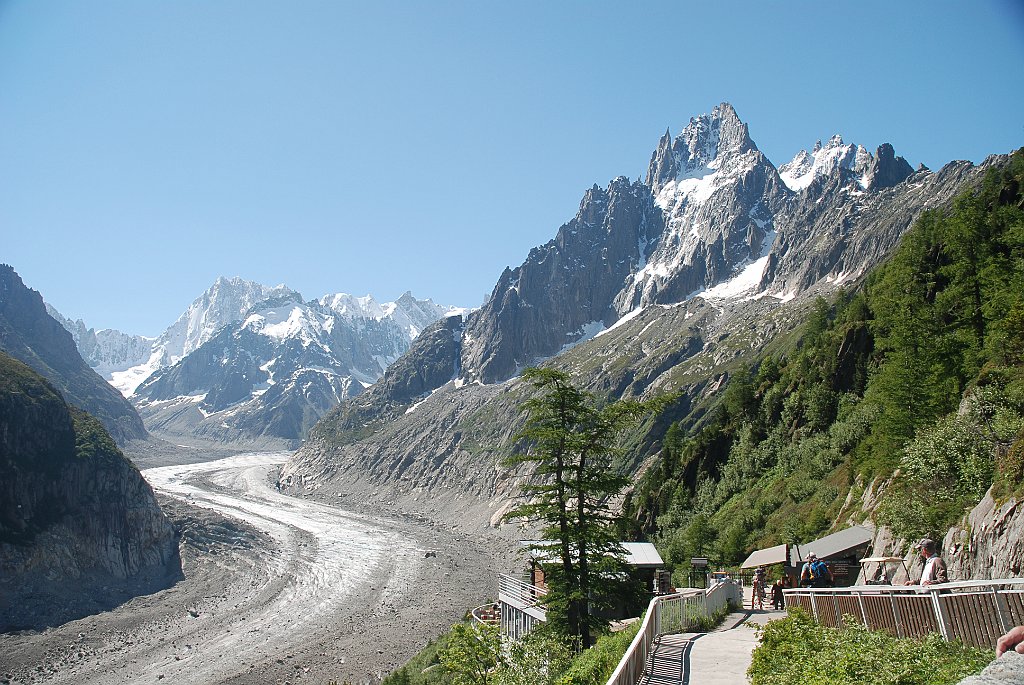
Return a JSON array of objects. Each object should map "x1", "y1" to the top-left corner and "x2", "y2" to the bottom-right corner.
[
  {"x1": 770, "y1": 578, "x2": 785, "y2": 610},
  {"x1": 751, "y1": 573, "x2": 766, "y2": 610}
]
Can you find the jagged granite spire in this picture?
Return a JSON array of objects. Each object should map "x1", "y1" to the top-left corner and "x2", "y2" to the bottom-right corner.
[{"x1": 645, "y1": 103, "x2": 757, "y2": 196}]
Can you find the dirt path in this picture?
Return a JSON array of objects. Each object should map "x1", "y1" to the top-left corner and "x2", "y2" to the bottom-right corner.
[{"x1": 1, "y1": 452, "x2": 512, "y2": 685}]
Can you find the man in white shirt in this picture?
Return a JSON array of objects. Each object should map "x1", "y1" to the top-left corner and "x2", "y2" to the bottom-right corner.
[{"x1": 915, "y1": 538, "x2": 948, "y2": 585}]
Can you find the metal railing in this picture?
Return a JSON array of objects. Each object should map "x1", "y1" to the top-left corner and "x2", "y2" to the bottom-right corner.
[
  {"x1": 498, "y1": 574, "x2": 548, "y2": 611},
  {"x1": 471, "y1": 602, "x2": 500, "y2": 626},
  {"x1": 497, "y1": 574, "x2": 549, "y2": 642},
  {"x1": 785, "y1": 579, "x2": 1024, "y2": 649},
  {"x1": 605, "y1": 581, "x2": 742, "y2": 685}
]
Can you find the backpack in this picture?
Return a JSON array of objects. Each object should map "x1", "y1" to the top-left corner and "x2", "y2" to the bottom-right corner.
[{"x1": 810, "y1": 560, "x2": 829, "y2": 581}]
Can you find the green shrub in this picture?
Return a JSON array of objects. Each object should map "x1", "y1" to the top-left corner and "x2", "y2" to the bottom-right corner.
[
  {"x1": 556, "y1": 623, "x2": 639, "y2": 685},
  {"x1": 748, "y1": 609, "x2": 991, "y2": 685}
]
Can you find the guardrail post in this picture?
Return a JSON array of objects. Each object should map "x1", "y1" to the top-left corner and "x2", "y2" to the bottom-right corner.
[
  {"x1": 810, "y1": 592, "x2": 818, "y2": 621},
  {"x1": 929, "y1": 588, "x2": 951, "y2": 641},
  {"x1": 855, "y1": 590, "x2": 867, "y2": 626},
  {"x1": 992, "y1": 588, "x2": 1012, "y2": 634},
  {"x1": 889, "y1": 591, "x2": 905, "y2": 638}
]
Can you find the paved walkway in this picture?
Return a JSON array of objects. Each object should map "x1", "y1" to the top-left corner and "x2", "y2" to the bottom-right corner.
[{"x1": 639, "y1": 585, "x2": 786, "y2": 685}]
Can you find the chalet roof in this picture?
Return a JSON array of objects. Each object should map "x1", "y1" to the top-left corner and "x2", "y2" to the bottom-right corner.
[
  {"x1": 740, "y1": 526, "x2": 874, "y2": 570},
  {"x1": 792, "y1": 525, "x2": 872, "y2": 564},
  {"x1": 520, "y1": 540, "x2": 664, "y2": 568},
  {"x1": 740, "y1": 543, "x2": 788, "y2": 569}
]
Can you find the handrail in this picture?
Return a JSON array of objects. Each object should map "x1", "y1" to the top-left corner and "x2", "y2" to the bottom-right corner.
[
  {"x1": 498, "y1": 574, "x2": 547, "y2": 608},
  {"x1": 787, "y1": 578, "x2": 1024, "y2": 593},
  {"x1": 784, "y1": 578, "x2": 1024, "y2": 649},
  {"x1": 471, "y1": 602, "x2": 500, "y2": 626},
  {"x1": 605, "y1": 581, "x2": 741, "y2": 685}
]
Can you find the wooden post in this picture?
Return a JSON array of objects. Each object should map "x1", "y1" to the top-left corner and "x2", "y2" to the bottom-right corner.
[{"x1": 992, "y1": 587, "x2": 1012, "y2": 635}]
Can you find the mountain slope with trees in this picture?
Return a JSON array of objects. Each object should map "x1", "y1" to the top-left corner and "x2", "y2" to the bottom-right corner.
[
  {"x1": 621, "y1": 150, "x2": 1024, "y2": 572},
  {"x1": 284, "y1": 106, "x2": 1003, "y2": 529}
]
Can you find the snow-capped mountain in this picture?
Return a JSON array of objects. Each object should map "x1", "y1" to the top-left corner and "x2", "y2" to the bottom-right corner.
[
  {"x1": 778, "y1": 135, "x2": 873, "y2": 191},
  {"x1": 133, "y1": 285, "x2": 462, "y2": 446},
  {"x1": 283, "y1": 102, "x2": 1004, "y2": 524},
  {"x1": 777, "y1": 134, "x2": 913, "y2": 193},
  {"x1": 110, "y1": 277, "x2": 298, "y2": 395},
  {"x1": 45, "y1": 305, "x2": 154, "y2": 379},
  {"x1": 454, "y1": 103, "x2": 932, "y2": 383},
  {"x1": 624, "y1": 103, "x2": 787, "y2": 309}
]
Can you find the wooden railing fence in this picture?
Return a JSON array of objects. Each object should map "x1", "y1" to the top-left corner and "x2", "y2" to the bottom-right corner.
[
  {"x1": 605, "y1": 581, "x2": 742, "y2": 685},
  {"x1": 784, "y1": 579, "x2": 1024, "y2": 649}
]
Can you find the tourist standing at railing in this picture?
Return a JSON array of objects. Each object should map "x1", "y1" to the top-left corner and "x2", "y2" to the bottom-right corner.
[
  {"x1": 905, "y1": 538, "x2": 948, "y2": 586},
  {"x1": 799, "y1": 552, "x2": 833, "y2": 588}
]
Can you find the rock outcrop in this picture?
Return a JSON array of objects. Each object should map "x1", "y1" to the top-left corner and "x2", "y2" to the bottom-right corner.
[
  {"x1": 0, "y1": 351, "x2": 179, "y2": 631},
  {"x1": 945, "y1": 492, "x2": 1024, "y2": 580},
  {"x1": 0, "y1": 264, "x2": 147, "y2": 444}
]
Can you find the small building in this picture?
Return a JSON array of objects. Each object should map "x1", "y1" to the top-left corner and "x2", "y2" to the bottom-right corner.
[
  {"x1": 522, "y1": 540, "x2": 666, "y2": 596},
  {"x1": 497, "y1": 540, "x2": 666, "y2": 640},
  {"x1": 740, "y1": 526, "x2": 872, "y2": 587}
]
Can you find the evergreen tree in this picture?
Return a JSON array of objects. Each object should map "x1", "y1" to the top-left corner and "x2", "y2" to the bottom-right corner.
[{"x1": 503, "y1": 368, "x2": 649, "y2": 648}]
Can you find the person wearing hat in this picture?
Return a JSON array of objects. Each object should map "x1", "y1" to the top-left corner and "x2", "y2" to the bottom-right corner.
[
  {"x1": 799, "y1": 552, "x2": 833, "y2": 588},
  {"x1": 907, "y1": 538, "x2": 948, "y2": 586}
]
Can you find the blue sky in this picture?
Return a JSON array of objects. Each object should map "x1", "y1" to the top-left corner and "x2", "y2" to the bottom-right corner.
[{"x1": 2, "y1": 1, "x2": 1023, "y2": 336}]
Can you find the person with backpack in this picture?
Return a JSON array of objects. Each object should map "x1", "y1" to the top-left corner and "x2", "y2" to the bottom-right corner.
[{"x1": 799, "y1": 552, "x2": 834, "y2": 588}]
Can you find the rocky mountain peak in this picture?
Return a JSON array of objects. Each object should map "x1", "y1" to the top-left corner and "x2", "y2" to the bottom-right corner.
[
  {"x1": 0, "y1": 265, "x2": 147, "y2": 444},
  {"x1": 866, "y1": 143, "x2": 915, "y2": 190},
  {"x1": 645, "y1": 102, "x2": 755, "y2": 196},
  {"x1": 779, "y1": 135, "x2": 871, "y2": 192},
  {"x1": 779, "y1": 136, "x2": 914, "y2": 194},
  {"x1": 161, "y1": 277, "x2": 299, "y2": 363}
]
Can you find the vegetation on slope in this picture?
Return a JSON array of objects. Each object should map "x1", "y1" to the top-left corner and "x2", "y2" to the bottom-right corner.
[
  {"x1": 0, "y1": 351, "x2": 137, "y2": 545},
  {"x1": 748, "y1": 609, "x2": 990, "y2": 685},
  {"x1": 622, "y1": 151, "x2": 1024, "y2": 571}
]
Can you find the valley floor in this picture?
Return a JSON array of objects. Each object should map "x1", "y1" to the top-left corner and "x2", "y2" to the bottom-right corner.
[{"x1": 0, "y1": 449, "x2": 513, "y2": 685}]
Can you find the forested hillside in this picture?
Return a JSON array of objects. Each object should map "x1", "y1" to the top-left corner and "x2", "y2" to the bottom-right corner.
[{"x1": 622, "y1": 150, "x2": 1024, "y2": 573}]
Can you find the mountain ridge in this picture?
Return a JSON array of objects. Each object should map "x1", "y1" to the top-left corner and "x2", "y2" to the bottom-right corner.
[
  {"x1": 0, "y1": 265, "x2": 147, "y2": 445},
  {"x1": 281, "y1": 103, "x2": 1009, "y2": 529}
]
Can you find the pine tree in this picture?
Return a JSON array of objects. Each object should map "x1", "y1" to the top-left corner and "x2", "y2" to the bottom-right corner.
[{"x1": 503, "y1": 368, "x2": 649, "y2": 648}]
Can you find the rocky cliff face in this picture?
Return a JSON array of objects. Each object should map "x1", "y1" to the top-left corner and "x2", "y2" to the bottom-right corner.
[
  {"x1": 283, "y1": 104, "x2": 1004, "y2": 528},
  {"x1": 0, "y1": 265, "x2": 147, "y2": 445},
  {"x1": 0, "y1": 351, "x2": 179, "y2": 631},
  {"x1": 462, "y1": 177, "x2": 662, "y2": 383},
  {"x1": 945, "y1": 492, "x2": 1024, "y2": 580}
]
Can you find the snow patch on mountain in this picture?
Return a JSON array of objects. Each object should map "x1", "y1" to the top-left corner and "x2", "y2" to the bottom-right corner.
[
  {"x1": 244, "y1": 304, "x2": 326, "y2": 346},
  {"x1": 596, "y1": 307, "x2": 646, "y2": 338},
  {"x1": 778, "y1": 135, "x2": 872, "y2": 192}
]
